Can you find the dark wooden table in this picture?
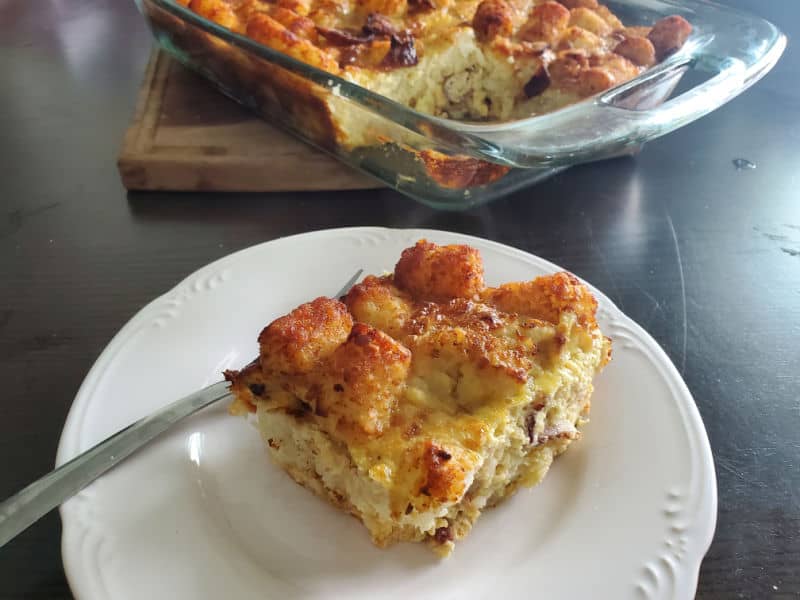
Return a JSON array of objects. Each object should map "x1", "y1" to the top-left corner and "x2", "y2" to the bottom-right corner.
[{"x1": 1, "y1": 0, "x2": 798, "y2": 598}]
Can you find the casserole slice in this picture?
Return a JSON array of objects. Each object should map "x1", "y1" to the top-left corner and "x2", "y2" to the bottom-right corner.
[{"x1": 225, "y1": 240, "x2": 611, "y2": 555}]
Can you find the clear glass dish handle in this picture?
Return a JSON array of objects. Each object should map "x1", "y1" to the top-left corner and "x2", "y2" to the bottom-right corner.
[
  {"x1": 483, "y1": 19, "x2": 785, "y2": 167},
  {"x1": 0, "y1": 381, "x2": 231, "y2": 547},
  {"x1": 599, "y1": 28, "x2": 784, "y2": 132}
]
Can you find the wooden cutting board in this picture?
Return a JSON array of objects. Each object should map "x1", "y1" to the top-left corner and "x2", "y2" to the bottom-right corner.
[{"x1": 118, "y1": 51, "x2": 378, "y2": 191}]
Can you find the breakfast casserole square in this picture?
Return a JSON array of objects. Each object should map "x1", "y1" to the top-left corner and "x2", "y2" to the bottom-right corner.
[{"x1": 225, "y1": 240, "x2": 611, "y2": 555}]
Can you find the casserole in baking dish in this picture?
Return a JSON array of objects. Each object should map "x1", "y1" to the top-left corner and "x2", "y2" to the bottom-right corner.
[{"x1": 136, "y1": 0, "x2": 784, "y2": 208}]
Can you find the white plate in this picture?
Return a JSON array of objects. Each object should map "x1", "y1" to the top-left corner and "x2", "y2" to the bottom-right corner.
[{"x1": 57, "y1": 227, "x2": 717, "y2": 600}]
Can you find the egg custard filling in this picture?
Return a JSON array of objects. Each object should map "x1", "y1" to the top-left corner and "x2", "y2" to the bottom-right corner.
[{"x1": 225, "y1": 240, "x2": 611, "y2": 555}]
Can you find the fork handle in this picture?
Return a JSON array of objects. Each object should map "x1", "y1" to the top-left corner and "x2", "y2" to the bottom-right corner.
[
  {"x1": 0, "y1": 381, "x2": 231, "y2": 547},
  {"x1": 0, "y1": 270, "x2": 365, "y2": 548}
]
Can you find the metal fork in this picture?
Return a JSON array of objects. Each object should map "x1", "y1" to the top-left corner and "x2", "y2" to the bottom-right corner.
[{"x1": 0, "y1": 269, "x2": 363, "y2": 548}]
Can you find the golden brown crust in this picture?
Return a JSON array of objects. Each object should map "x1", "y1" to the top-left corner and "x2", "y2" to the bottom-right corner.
[
  {"x1": 417, "y1": 441, "x2": 467, "y2": 504},
  {"x1": 180, "y1": 0, "x2": 690, "y2": 97},
  {"x1": 417, "y1": 150, "x2": 511, "y2": 190},
  {"x1": 259, "y1": 296, "x2": 353, "y2": 374},
  {"x1": 472, "y1": 0, "x2": 514, "y2": 43},
  {"x1": 322, "y1": 323, "x2": 412, "y2": 435},
  {"x1": 343, "y1": 274, "x2": 414, "y2": 339},
  {"x1": 270, "y1": 6, "x2": 319, "y2": 40},
  {"x1": 403, "y1": 297, "x2": 541, "y2": 385},
  {"x1": 246, "y1": 12, "x2": 341, "y2": 74},
  {"x1": 648, "y1": 15, "x2": 692, "y2": 61},
  {"x1": 346, "y1": 275, "x2": 572, "y2": 395},
  {"x1": 591, "y1": 4, "x2": 622, "y2": 30},
  {"x1": 555, "y1": 25, "x2": 602, "y2": 52},
  {"x1": 243, "y1": 242, "x2": 604, "y2": 443},
  {"x1": 188, "y1": 0, "x2": 239, "y2": 30},
  {"x1": 614, "y1": 34, "x2": 656, "y2": 67},
  {"x1": 394, "y1": 239, "x2": 485, "y2": 302},
  {"x1": 481, "y1": 271, "x2": 599, "y2": 328},
  {"x1": 568, "y1": 6, "x2": 612, "y2": 37},
  {"x1": 518, "y1": 2, "x2": 571, "y2": 45}
]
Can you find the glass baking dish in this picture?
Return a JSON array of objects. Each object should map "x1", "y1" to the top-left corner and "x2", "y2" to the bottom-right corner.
[{"x1": 135, "y1": 0, "x2": 784, "y2": 209}]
